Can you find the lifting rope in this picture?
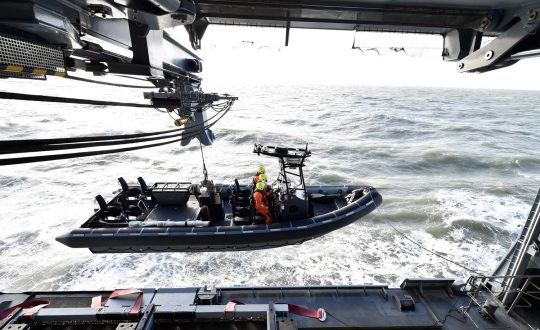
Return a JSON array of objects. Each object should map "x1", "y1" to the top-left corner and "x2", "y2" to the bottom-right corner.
[
  {"x1": 368, "y1": 190, "x2": 487, "y2": 276},
  {"x1": 200, "y1": 142, "x2": 208, "y2": 181}
]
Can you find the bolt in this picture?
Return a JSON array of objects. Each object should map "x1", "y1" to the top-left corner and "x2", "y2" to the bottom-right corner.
[
  {"x1": 529, "y1": 11, "x2": 537, "y2": 21},
  {"x1": 458, "y1": 63, "x2": 464, "y2": 69},
  {"x1": 484, "y1": 50, "x2": 494, "y2": 60}
]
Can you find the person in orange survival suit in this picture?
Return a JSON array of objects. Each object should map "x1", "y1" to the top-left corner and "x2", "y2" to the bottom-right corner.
[
  {"x1": 252, "y1": 165, "x2": 265, "y2": 185},
  {"x1": 257, "y1": 173, "x2": 273, "y2": 200},
  {"x1": 254, "y1": 181, "x2": 273, "y2": 224}
]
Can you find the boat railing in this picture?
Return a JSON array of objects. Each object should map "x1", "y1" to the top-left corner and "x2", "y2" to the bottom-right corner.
[
  {"x1": 137, "y1": 199, "x2": 151, "y2": 216},
  {"x1": 149, "y1": 182, "x2": 192, "y2": 206},
  {"x1": 151, "y1": 182, "x2": 192, "y2": 191},
  {"x1": 463, "y1": 274, "x2": 540, "y2": 320}
]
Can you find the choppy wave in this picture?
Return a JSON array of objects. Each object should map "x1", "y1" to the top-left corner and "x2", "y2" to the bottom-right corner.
[
  {"x1": 434, "y1": 189, "x2": 528, "y2": 235},
  {"x1": 0, "y1": 82, "x2": 539, "y2": 291}
]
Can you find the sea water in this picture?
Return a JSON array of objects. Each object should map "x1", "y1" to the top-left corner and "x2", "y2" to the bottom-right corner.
[{"x1": 0, "y1": 78, "x2": 539, "y2": 291}]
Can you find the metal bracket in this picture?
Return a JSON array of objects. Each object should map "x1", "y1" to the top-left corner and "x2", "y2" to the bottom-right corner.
[
  {"x1": 87, "y1": 0, "x2": 127, "y2": 18},
  {"x1": 4, "y1": 324, "x2": 27, "y2": 330},
  {"x1": 457, "y1": 20, "x2": 539, "y2": 72},
  {"x1": 186, "y1": 17, "x2": 209, "y2": 50},
  {"x1": 0, "y1": 308, "x2": 22, "y2": 329},
  {"x1": 277, "y1": 317, "x2": 298, "y2": 330},
  {"x1": 457, "y1": 3, "x2": 540, "y2": 73},
  {"x1": 115, "y1": 323, "x2": 137, "y2": 330},
  {"x1": 267, "y1": 302, "x2": 277, "y2": 330}
]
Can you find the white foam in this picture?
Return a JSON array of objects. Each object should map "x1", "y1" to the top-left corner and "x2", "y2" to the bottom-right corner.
[{"x1": 434, "y1": 189, "x2": 529, "y2": 234}]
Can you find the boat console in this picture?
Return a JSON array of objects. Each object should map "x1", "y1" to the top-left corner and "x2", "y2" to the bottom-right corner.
[{"x1": 254, "y1": 144, "x2": 312, "y2": 222}]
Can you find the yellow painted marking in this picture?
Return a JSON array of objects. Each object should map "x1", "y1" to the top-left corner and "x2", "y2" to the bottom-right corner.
[
  {"x1": 54, "y1": 71, "x2": 66, "y2": 77},
  {"x1": 33, "y1": 68, "x2": 47, "y2": 75},
  {"x1": 6, "y1": 65, "x2": 24, "y2": 72}
]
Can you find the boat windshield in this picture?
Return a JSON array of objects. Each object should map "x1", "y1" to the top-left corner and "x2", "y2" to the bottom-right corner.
[{"x1": 287, "y1": 175, "x2": 302, "y2": 189}]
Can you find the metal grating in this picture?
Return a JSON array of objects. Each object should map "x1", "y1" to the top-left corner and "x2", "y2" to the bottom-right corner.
[
  {"x1": 0, "y1": 34, "x2": 65, "y2": 72},
  {"x1": 0, "y1": 71, "x2": 46, "y2": 80}
]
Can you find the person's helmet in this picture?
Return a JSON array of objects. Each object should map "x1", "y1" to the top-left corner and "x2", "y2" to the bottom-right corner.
[
  {"x1": 256, "y1": 181, "x2": 266, "y2": 191},
  {"x1": 258, "y1": 173, "x2": 267, "y2": 182},
  {"x1": 257, "y1": 165, "x2": 265, "y2": 174}
]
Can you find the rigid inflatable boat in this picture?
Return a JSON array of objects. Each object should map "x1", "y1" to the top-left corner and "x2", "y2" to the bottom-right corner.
[{"x1": 56, "y1": 144, "x2": 382, "y2": 253}]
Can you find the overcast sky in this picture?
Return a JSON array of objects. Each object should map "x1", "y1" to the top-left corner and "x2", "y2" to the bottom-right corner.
[{"x1": 169, "y1": 25, "x2": 540, "y2": 90}]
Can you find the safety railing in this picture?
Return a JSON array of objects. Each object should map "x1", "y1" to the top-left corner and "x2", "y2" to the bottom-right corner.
[{"x1": 464, "y1": 274, "x2": 540, "y2": 319}]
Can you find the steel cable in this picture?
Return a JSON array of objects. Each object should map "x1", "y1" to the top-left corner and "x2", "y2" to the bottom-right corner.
[{"x1": 368, "y1": 190, "x2": 488, "y2": 276}]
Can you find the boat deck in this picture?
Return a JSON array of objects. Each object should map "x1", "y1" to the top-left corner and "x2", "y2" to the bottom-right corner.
[
  {"x1": 144, "y1": 196, "x2": 234, "y2": 226},
  {"x1": 92, "y1": 195, "x2": 348, "y2": 228}
]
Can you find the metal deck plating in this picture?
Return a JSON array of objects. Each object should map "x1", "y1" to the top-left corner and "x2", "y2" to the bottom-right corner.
[{"x1": 1, "y1": 277, "x2": 540, "y2": 330}]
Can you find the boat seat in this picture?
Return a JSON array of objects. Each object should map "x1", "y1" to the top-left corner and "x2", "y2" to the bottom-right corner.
[
  {"x1": 232, "y1": 179, "x2": 250, "y2": 207},
  {"x1": 232, "y1": 189, "x2": 252, "y2": 225},
  {"x1": 252, "y1": 215, "x2": 266, "y2": 225},
  {"x1": 118, "y1": 193, "x2": 143, "y2": 217},
  {"x1": 238, "y1": 190, "x2": 251, "y2": 198},
  {"x1": 235, "y1": 179, "x2": 251, "y2": 197},
  {"x1": 118, "y1": 177, "x2": 141, "y2": 198},
  {"x1": 137, "y1": 176, "x2": 152, "y2": 197},
  {"x1": 235, "y1": 208, "x2": 250, "y2": 218},
  {"x1": 234, "y1": 195, "x2": 250, "y2": 207},
  {"x1": 95, "y1": 195, "x2": 122, "y2": 218},
  {"x1": 233, "y1": 208, "x2": 252, "y2": 226}
]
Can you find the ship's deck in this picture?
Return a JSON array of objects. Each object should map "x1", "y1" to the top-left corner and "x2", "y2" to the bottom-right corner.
[{"x1": 1, "y1": 279, "x2": 538, "y2": 329}]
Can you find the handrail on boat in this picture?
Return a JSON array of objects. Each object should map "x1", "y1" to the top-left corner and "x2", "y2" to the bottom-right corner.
[{"x1": 151, "y1": 182, "x2": 192, "y2": 191}]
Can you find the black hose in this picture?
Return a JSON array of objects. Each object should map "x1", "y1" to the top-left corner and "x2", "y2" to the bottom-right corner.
[
  {"x1": 0, "y1": 131, "x2": 186, "y2": 154},
  {"x1": 65, "y1": 75, "x2": 157, "y2": 89},
  {"x1": 0, "y1": 127, "x2": 183, "y2": 147},
  {"x1": 0, "y1": 108, "x2": 225, "y2": 154},
  {"x1": 0, "y1": 102, "x2": 233, "y2": 166},
  {"x1": 0, "y1": 92, "x2": 154, "y2": 108}
]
